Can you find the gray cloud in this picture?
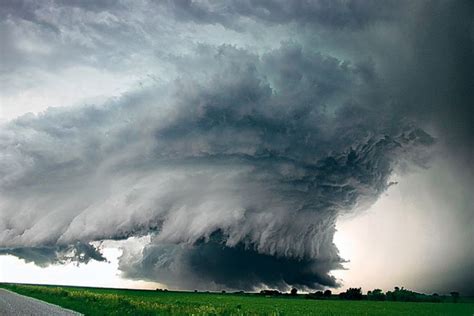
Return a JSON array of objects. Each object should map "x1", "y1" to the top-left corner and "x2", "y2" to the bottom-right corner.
[
  {"x1": 0, "y1": 0, "x2": 472, "y2": 293},
  {"x1": 0, "y1": 41, "x2": 434, "y2": 290},
  {"x1": 159, "y1": 0, "x2": 401, "y2": 29},
  {"x1": 0, "y1": 242, "x2": 105, "y2": 267},
  {"x1": 121, "y1": 234, "x2": 341, "y2": 291}
]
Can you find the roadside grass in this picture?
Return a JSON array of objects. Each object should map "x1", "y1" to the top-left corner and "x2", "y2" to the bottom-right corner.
[{"x1": 1, "y1": 283, "x2": 473, "y2": 316}]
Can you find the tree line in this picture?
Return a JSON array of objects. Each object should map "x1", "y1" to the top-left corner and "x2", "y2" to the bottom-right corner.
[{"x1": 258, "y1": 287, "x2": 461, "y2": 303}]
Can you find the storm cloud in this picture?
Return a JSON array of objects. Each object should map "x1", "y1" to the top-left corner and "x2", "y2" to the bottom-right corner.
[{"x1": 0, "y1": 0, "x2": 472, "y2": 292}]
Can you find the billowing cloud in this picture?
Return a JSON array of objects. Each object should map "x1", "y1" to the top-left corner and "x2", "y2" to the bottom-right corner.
[
  {"x1": 0, "y1": 0, "x2": 471, "y2": 292},
  {"x1": 159, "y1": 0, "x2": 401, "y2": 29},
  {"x1": 0, "y1": 242, "x2": 106, "y2": 267},
  {"x1": 0, "y1": 42, "x2": 434, "y2": 290}
]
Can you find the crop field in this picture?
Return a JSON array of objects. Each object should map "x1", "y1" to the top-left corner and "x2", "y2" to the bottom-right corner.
[{"x1": 1, "y1": 283, "x2": 473, "y2": 316}]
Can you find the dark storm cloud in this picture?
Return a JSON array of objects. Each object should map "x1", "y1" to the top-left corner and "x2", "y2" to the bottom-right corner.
[
  {"x1": 0, "y1": 0, "x2": 59, "y2": 32},
  {"x1": 0, "y1": 243, "x2": 105, "y2": 267},
  {"x1": 162, "y1": 0, "x2": 399, "y2": 29},
  {"x1": 373, "y1": 1, "x2": 473, "y2": 294},
  {"x1": 54, "y1": 0, "x2": 123, "y2": 12},
  {"x1": 0, "y1": 41, "x2": 434, "y2": 290},
  {"x1": 0, "y1": 0, "x2": 156, "y2": 76},
  {"x1": 0, "y1": 0, "x2": 472, "y2": 293},
  {"x1": 122, "y1": 234, "x2": 341, "y2": 291},
  {"x1": 384, "y1": 0, "x2": 473, "y2": 162}
]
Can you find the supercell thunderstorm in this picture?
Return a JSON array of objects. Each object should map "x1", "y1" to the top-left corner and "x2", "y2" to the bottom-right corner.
[{"x1": 1, "y1": 0, "x2": 471, "y2": 291}]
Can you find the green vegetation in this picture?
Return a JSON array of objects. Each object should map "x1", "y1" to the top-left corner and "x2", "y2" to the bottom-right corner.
[{"x1": 1, "y1": 283, "x2": 474, "y2": 316}]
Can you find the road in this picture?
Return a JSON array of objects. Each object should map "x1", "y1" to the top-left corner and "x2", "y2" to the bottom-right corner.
[{"x1": 0, "y1": 288, "x2": 82, "y2": 316}]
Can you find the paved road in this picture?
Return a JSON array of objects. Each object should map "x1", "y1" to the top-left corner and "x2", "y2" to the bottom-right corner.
[{"x1": 0, "y1": 288, "x2": 82, "y2": 316}]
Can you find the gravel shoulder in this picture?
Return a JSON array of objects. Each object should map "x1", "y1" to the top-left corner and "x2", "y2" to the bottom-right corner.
[{"x1": 0, "y1": 288, "x2": 82, "y2": 316}]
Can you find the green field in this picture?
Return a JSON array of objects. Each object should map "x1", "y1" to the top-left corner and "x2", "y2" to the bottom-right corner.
[{"x1": 1, "y1": 283, "x2": 473, "y2": 316}]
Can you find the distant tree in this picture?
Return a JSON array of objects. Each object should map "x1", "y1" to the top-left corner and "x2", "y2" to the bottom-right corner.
[
  {"x1": 221, "y1": 290, "x2": 226, "y2": 294},
  {"x1": 431, "y1": 293, "x2": 441, "y2": 302},
  {"x1": 313, "y1": 291, "x2": 324, "y2": 297},
  {"x1": 290, "y1": 288, "x2": 298, "y2": 296},
  {"x1": 306, "y1": 290, "x2": 325, "y2": 300},
  {"x1": 323, "y1": 290, "x2": 332, "y2": 297},
  {"x1": 387, "y1": 287, "x2": 402, "y2": 301},
  {"x1": 367, "y1": 289, "x2": 385, "y2": 301},
  {"x1": 450, "y1": 291, "x2": 460, "y2": 303},
  {"x1": 386, "y1": 287, "x2": 439, "y2": 302},
  {"x1": 260, "y1": 290, "x2": 281, "y2": 296},
  {"x1": 341, "y1": 288, "x2": 363, "y2": 300}
]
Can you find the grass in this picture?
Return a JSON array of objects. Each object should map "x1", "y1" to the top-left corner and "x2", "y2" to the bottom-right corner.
[{"x1": 1, "y1": 283, "x2": 474, "y2": 316}]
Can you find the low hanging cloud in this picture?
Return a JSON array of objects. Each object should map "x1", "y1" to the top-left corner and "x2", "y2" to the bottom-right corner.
[{"x1": 0, "y1": 41, "x2": 435, "y2": 290}]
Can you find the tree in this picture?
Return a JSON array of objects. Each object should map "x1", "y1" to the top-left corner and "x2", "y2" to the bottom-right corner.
[
  {"x1": 386, "y1": 287, "x2": 423, "y2": 302},
  {"x1": 306, "y1": 291, "x2": 324, "y2": 300},
  {"x1": 340, "y1": 288, "x2": 363, "y2": 300},
  {"x1": 450, "y1": 292, "x2": 460, "y2": 303},
  {"x1": 431, "y1": 293, "x2": 441, "y2": 302},
  {"x1": 313, "y1": 291, "x2": 324, "y2": 297},
  {"x1": 323, "y1": 289, "x2": 332, "y2": 297},
  {"x1": 290, "y1": 288, "x2": 298, "y2": 296},
  {"x1": 367, "y1": 289, "x2": 385, "y2": 301},
  {"x1": 260, "y1": 290, "x2": 281, "y2": 296}
]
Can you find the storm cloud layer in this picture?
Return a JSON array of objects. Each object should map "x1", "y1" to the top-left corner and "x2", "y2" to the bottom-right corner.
[{"x1": 1, "y1": 0, "x2": 472, "y2": 292}]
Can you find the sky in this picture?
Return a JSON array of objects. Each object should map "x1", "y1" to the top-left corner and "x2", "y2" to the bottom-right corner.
[{"x1": 0, "y1": 0, "x2": 473, "y2": 295}]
